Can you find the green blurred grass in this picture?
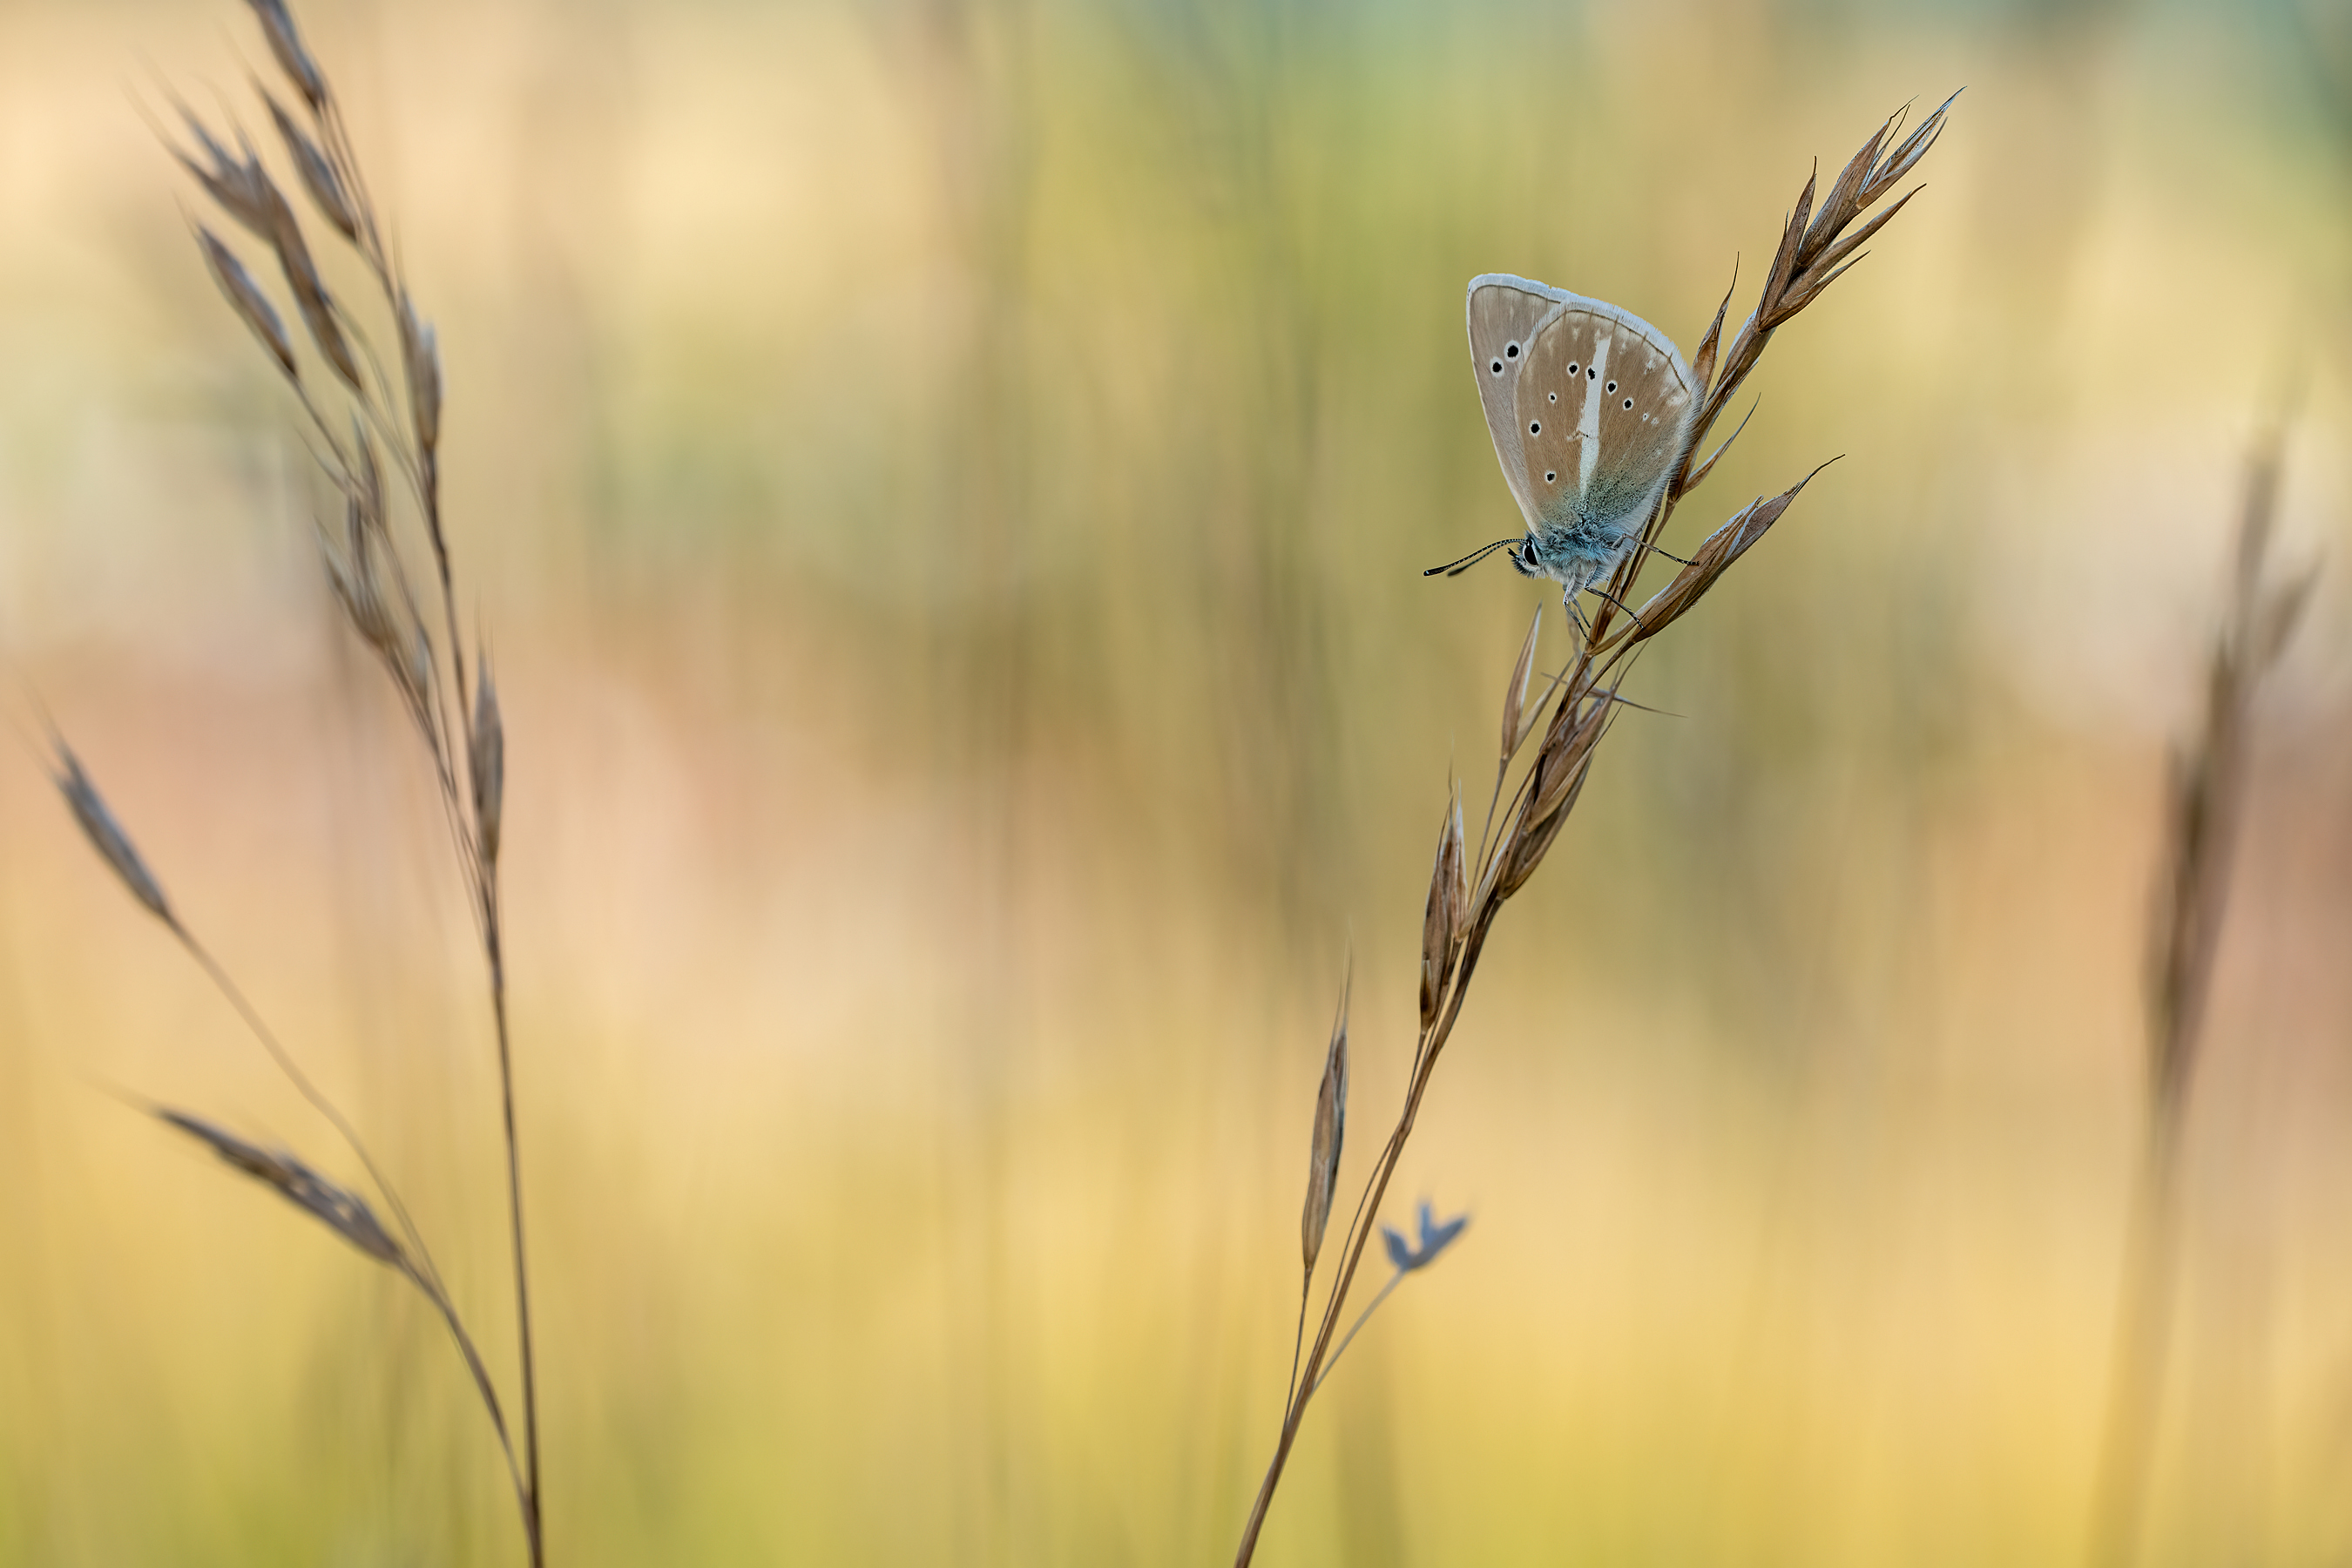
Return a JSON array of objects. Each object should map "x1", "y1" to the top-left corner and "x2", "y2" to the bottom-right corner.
[{"x1": 5, "y1": 0, "x2": 2352, "y2": 1563}]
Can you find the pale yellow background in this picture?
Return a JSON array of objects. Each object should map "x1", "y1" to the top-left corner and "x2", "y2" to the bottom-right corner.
[{"x1": 3, "y1": 0, "x2": 2352, "y2": 1564}]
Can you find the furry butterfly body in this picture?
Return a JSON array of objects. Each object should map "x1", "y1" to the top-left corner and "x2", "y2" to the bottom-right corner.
[{"x1": 1461, "y1": 274, "x2": 1697, "y2": 608}]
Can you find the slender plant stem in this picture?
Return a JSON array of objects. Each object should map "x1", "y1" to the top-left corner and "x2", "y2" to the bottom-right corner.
[
  {"x1": 1284, "y1": 1274, "x2": 1310, "y2": 1406},
  {"x1": 1311, "y1": 1269, "x2": 1404, "y2": 1396},
  {"x1": 484, "y1": 884, "x2": 544, "y2": 1568},
  {"x1": 1233, "y1": 909, "x2": 1494, "y2": 1568},
  {"x1": 172, "y1": 924, "x2": 536, "y2": 1534},
  {"x1": 174, "y1": 927, "x2": 445, "y2": 1298},
  {"x1": 2083, "y1": 1097, "x2": 2189, "y2": 1568},
  {"x1": 403, "y1": 1260, "x2": 531, "y2": 1526}
]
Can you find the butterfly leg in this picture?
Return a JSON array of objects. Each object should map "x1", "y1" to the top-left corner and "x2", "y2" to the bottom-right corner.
[
  {"x1": 1587, "y1": 585, "x2": 1651, "y2": 637},
  {"x1": 1560, "y1": 585, "x2": 1592, "y2": 642}
]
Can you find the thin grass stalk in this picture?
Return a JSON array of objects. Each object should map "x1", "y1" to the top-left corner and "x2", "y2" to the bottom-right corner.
[
  {"x1": 2084, "y1": 1098, "x2": 2190, "y2": 1568},
  {"x1": 145, "y1": 2, "x2": 544, "y2": 1558},
  {"x1": 1233, "y1": 95, "x2": 1955, "y2": 1566},
  {"x1": 1234, "y1": 899, "x2": 1495, "y2": 1566},
  {"x1": 47, "y1": 736, "x2": 526, "y2": 1520},
  {"x1": 2082, "y1": 424, "x2": 2310, "y2": 1568},
  {"x1": 485, "y1": 887, "x2": 542, "y2": 1562},
  {"x1": 175, "y1": 933, "x2": 447, "y2": 1295}
]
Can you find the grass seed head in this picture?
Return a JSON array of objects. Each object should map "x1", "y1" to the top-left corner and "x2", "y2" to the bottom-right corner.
[
  {"x1": 194, "y1": 227, "x2": 297, "y2": 382},
  {"x1": 2146, "y1": 426, "x2": 2314, "y2": 1106},
  {"x1": 174, "y1": 114, "x2": 277, "y2": 240},
  {"x1": 158, "y1": 1109, "x2": 405, "y2": 1268},
  {"x1": 1420, "y1": 804, "x2": 1454, "y2": 1030},
  {"x1": 1444, "y1": 787, "x2": 1469, "y2": 943},
  {"x1": 473, "y1": 661, "x2": 505, "y2": 866},
  {"x1": 324, "y1": 446, "x2": 431, "y2": 725},
  {"x1": 244, "y1": 0, "x2": 327, "y2": 108},
  {"x1": 1301, "y1": 968, "x2": 1350, "y2": 1274},
  {"x1": 265, "y1": 91, "x2": 357, "y2": 240},
  {"x1": 1686, "y1": 265, "x2": 1737, "y2": 409},
  {"x1": 328, "y1": 434, "x2": 399, "y2": 651},
  {"x1": 1499, "y1": 606, "x2": 1540, "y2": 767},
  {"x1": 1618, "y1": 464, "x2": 1833, "y2": 652},
  {"x1": 400, "y1": 294, "x2": 442, "y2": 457},
  {"x1": 1497, "y1": 696, "x2": 1611, "y2": 900},
  {"x1": 1684, "y1": 93, "x2": 1956, "y2": 481},
  {"x1": 263, "y1": 193, "x2": 360, "y2": 390},
  {"x1": 51, "y1": 742, "x2": 174, "y2": 927}
]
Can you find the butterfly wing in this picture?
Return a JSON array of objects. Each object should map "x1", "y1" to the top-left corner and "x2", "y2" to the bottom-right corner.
[
  {"x1": 1512, "y1": 299, "x2": 1696, "y2": 538},
  {"x1": 1466, "y1": 274, "x2": 1571, "y2": 529}
]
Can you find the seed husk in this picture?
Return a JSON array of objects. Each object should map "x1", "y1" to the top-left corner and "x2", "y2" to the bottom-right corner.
[{"x1": 1301, "y1": 970, "x2": 1350, "y2": 1274}]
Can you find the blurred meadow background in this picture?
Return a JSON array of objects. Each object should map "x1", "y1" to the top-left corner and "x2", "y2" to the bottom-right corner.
[{"x1": 6, "y1": 0, "x2": 2352, "y2": 1563}]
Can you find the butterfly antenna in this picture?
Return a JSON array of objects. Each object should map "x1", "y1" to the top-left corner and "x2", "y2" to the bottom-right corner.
[{"x1": 1423, "y1": 538, "x2": 1521, "y2": 578}]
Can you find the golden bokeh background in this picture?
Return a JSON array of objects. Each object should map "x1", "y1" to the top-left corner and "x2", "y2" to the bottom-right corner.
[{"x1": 5, "y1": 0, "x2": 2352, "y2": 1563}]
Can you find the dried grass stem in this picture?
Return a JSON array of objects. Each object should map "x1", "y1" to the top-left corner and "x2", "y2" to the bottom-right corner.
[{"x1": 1234, "y1": 94, "x2": 1955, "y2": 1566}]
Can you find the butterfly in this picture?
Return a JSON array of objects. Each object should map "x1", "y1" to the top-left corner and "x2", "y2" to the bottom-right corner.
[{"x1": 1433, "y1": 274, "x2": 1698, "y2": 628}]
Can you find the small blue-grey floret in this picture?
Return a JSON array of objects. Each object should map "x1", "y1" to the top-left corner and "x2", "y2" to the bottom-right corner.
[{"x1": 1380, "y1": 1200, "x2": 1470, "y2": 1273}]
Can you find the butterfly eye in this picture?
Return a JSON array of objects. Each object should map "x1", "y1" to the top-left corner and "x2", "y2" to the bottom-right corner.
[
  {"x1": 1606, "y1": 380, "x2": 1618, "y2": 394},
  {"x1": 1490, "y1": 359, "x2": 1504, "y2": 375},
  {"x1": 1505, "y1": 342, "x2": 1520, "y2": 360}
]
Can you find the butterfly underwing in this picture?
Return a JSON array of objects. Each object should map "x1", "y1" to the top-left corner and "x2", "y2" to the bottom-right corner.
[{"x1": 1464, "y1": 273, "x2": 1697, "y2": 606}]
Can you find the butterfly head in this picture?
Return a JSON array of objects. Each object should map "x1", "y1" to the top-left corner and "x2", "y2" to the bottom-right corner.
[{"x1": 1506, "y1": 537, "x2": 1541, "y2": 577}]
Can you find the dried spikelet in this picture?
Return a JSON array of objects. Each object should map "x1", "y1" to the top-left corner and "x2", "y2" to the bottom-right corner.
[
  {"x1": 245, "y1": 0, "x2": 326, "y2": 109},
  {"x1": 264, "y1": 91, "x2": 357, "y2": 240},
  {"x1": 327, "y1": 437, "x2": 396, "y2": 646},
  {"x1": 1607, "y1": 464, "x2": 1833, "y2": 654},
  {"x1": 173, "y1": 113, "x2": 277, "y2": 240},
  {"x1": 264, "y1": 191, "x2": 360, "y2": 390},
  {"x1": 1498, "y1": 762, "x2": 1585, "y2": 899},
  {"x1": 1860, "y1": 92, "x2": 1959, "y2": 205},
  {"x1": 1762, "y1": 167, "x2": 1815, "y2": 310},
  {"x1": 1499, "y1": 606, "x2": 1541, "y2": 767},
  {"x1": 323, "y1": 537, "x2": 380, "y2": 647},
  {"x1": 1443, "y1": 787, "x2": 1468, "y2": 951},
  {"x1": 1523, "y1": 693, "x2": 1608, "y2": 829},
  {"x1": 1505, "y1": 606, "x2": 1543, "y2": 761},
  {"x1": 325, "y1": 436, "x2": 432, "y2": 727},
  {"x1": 51, "y1": 742, "x2": 174, "y2": 927},
  {"x1": 400, "y1": 294, "x2": 442, "y2": 458},
  {"x1": 1301, "y1": 970, "x2": 1350, "y2": 1274},
  {"x1": 1680, "y1": 398, "x2": 1758, "y2": 497},
  {"x1": 2258, "y1": 570, "x2": 2316, "y2": 665},
  {"x1": 174, "y1": 105, "x2": 241, "y2": 191},
  {"x1": 194, "y1": 227, "x2": 297, "y2": 381},
  {"x1": 1420, "y1": 801, "x2": 1455, "y2": 1030},
  {"x1": 1686, "y1": 92, "x2": 1957, "y2": 478},
  {"x1": 1686, "y1": 265, "x2": 1737, "y2": 407},
  {"x1": 1496, "y1": 694, "x2": 1613, "y2": 900},
  {"x1": 158, "y1": 1109, "x2": 405, "y2": 1268},
  {"x1": 2145, "y1": 430, "x2": 2312, "y2": 1104},
  {"x1": 1417, "y1": 785, "x2": 1468, "y2": 1029},
  {"x1": 403, "y1": 625, "x2": 436, "y2": 720},
  {"x1": 473, "y1": 662, "x2": 505, "y2": 866}
]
